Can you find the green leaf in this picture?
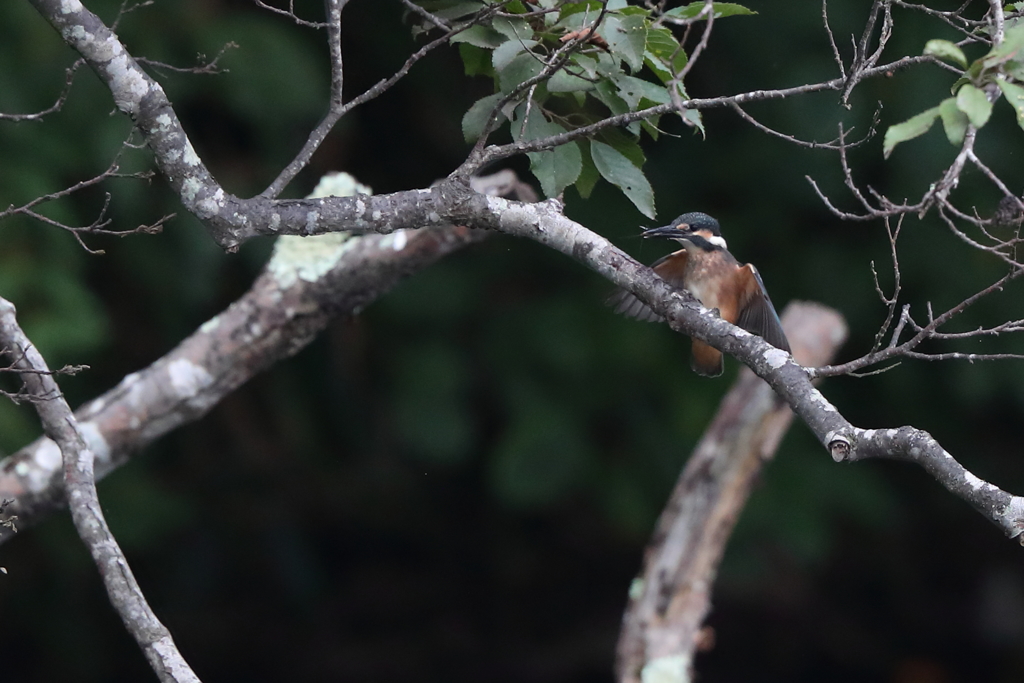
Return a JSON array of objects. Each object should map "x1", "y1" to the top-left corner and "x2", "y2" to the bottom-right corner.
[
  {"x1": 956, "y1": 83, "x2": 993, "y2": 127},
  {"x1": 985, "y1": 23, "x2": 1024, "y2": 66},
  {"x1": 517, "y1": 110, "x2": 583, "y2": 198},
  {"x1": 492, "y1": 38, "x2": 538, "y2": 71},
  {"x1": 416, "y1": 1, "x2": 485, "y2": 20},
  {"x1": 499, "y1": 51, "x2": 544, "y2": 93},
  {"x1": 593, "y1": 79, "x2": 630, "y2": 115},
  {"x1": 547, "y1": 70, "x2": 596, "y2": 93},
  {"x1": 612, "y1": 73, "x2": 670, "y2": 108},
  {"x1": 450, "y1": 24, "x2": 505, "y2": 48},
  {"x1": 530, "y1": 141, "x2": 583, "y2": 199},
  {"x1": 574, "y1": 140, "x2": 600, "y2": 198},
  {"x1": 682, "y1": 107, "x2": 704, "y2": 137},
  {"x1": 664, "y1": 2, "x2": 756, "y2": 20},
  {"x1": 599, "y1": 15, "x2": 648, "y2": 73},
  {"x1": 571, "y1": 53, "x2": 599, "y2": 79},
  {"x1": 883, "y1": 106, "x2": 940, "y2": 158},
  {"x1": 645, "y1": 28, "x2": 687, "y2": 82},
  {"x1": 547, "y1": 57, "x2": 596, "y2": 92},
  {"x1": 950, "y1": 60, "x2": 983, "y2": 95},
  {"x1": 938, "y1": 97, "x2": 968, "y2": 145},
  {"x1": 462, "y1": 92, "x2": 504, "y2": 142},
  {"x1": 555, "y1": 2, "x2": 604, "y2": 29},
  {"x1": 997, "y1": 78, "x2": 1024, "y2": 131},
  {"x1": 598, "y1": 127, "x2": 646, "y2": 167},
  {"x1": 924, "y1": 39, "x2": 967, "y2": 68},
  {"x1": 582, "y1": 49, "x2": 618, "y2": 77},
  {"x1": 458, "y1": 43, "x2": 493, "y2": 77},
  {"x1": 591, "y1": 140, "x2": 655, "y2": 218},
  {"x1": 492, "y1": 16, "x2": 533, "y2": 41},
  {"x1": 641, "y1": 119, "x2": 660, "y2": 141}
]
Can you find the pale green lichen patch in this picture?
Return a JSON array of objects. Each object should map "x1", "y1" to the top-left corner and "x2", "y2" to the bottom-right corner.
[
  {"x1": 79, "y1": 421, "x2": 111, "y2": 461},
  {"x1": 641, "y1": 654, "x2": 691, "y2": 683},
  {"x1": 200, "y1": 315, "x2": 221, "y2": 334},
  {"x1": 19, "y1": 440, "x2": 62, "y2": 493},
  {"x1": 67, "y1": 24, "x2": 89, "y2": 41},
  {"x1": 167, "y1": 358, "x2": 214, "y2": 398},
  {"x1": 267, "y1": 172, "x2": 372, "y2": 288},
  {"x1": 182, "y1": 177, "x2": 202, "y2": 203},
  {"x1": 182, "y1": 141, "x2": 202, "y2": 167},
  {"x1": 763, "y1": 347, "x2": 789, "y2": 369},
  {"x1": 196, "y1": 188, "x2": 225, "y2": 218},
  {"x1": 382, "y1": 230, "x2": 408, "y2": 251},
  {"x1": 109, "y1": 60, "x2": 149, "y2": 113}
]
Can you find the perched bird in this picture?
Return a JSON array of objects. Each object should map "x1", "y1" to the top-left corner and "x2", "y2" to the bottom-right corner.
[{"x1": 610, "y1": 212, "x2": 790, "y2": 377}]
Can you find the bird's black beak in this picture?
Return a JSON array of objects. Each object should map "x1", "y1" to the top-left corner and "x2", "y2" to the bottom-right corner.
[{"x1": 641, "y1": 225, "x2": 688, "y2": 240}]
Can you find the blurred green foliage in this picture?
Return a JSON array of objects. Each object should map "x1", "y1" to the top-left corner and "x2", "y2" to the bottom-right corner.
[{"x1": 2, "y1": 1, "x2": 1024, "y2": 681}]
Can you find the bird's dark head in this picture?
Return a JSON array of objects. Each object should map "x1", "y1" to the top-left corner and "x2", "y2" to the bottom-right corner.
[{"x1": 641, "y1": 212, "x2": 727, "y2": 251}]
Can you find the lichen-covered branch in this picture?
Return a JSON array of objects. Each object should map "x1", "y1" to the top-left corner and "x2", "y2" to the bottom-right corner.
[
  {"x1": 616, "y1": 302, "x2": 849, "y2": 683},
  {"x1": 0, "y1": 170, "x2": 530, "y2": 543}
]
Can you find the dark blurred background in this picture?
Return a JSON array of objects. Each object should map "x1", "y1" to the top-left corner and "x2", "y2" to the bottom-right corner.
[{"x1": 2, "y1": 1, "x2": 1024, "y2": 681}]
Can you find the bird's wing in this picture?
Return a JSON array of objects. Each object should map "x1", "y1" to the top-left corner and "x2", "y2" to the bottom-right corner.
[
  {"x1": 607, "y1": 251, "x2": 688, "y2": 323},
  {"x1": 735, "y1": 264, "x2": 790, "y2": 352}
]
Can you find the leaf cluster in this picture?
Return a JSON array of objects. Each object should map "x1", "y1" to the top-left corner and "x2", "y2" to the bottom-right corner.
[
  {"x1": 884, "y1": 20, "x2": 1024, "y2": 157},
  {"x1": 411, "y1": 0, "x2": 754, "y2": 217}
]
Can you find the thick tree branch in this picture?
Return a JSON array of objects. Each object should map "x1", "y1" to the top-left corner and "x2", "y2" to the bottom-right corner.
[
  {"x1": 0, "y1": 171, "x2": 528, "y2": 543},
  {"x1": 29, "y1": 0, "x2": 939, "y2": 250},
  {"x1": 616, "y1": 302, "x2": 849, "y2": 683},
  {"x1": 439, "y1": 196, "x2": 1024, "y2": 540},
  {"x1": 25, "y1": 0, "x2": 1024, "y2": 543}
]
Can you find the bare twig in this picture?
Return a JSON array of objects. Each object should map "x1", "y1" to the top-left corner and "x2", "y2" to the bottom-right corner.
[
  {"x1": 135, "y1": 41, "x2": 238, "y2": 76},
  {"x1": 674, "y1": 0, "x2": 714, "y2": 82},
  {"x1": 841, "y1": 0, "x2": 893, "y2": 106},
  {"x1": 261, "y1": 0, "x2": 345, "y2": 197},
  {"x1": 252, "y1": 0, "x2": 327, "y2": 28},
  {"x1": 813, "y1": 266, "x2": 1024, "y2": 377},
  {"x1": 0, "y1": 59, "x2": 84, "y2": 122},
  {"x1": 0, "y1": 137, "x2": 164, "y2": 253},
  {"x1": 822, "y1": 0, "x2": 846, "y2": 79},
  {"x1": 470, "y1": 54, "x2": 934, "y2": 170},
  {"x1": 262, "y1": 1, "x2": 512, "y2": 197},
  {"x1": 729, "y1": 101, "x2": 879, "y2": 150},
  {"x1": 869, "y1": 215, "x2": 904, "y2": 353},
  {"x1": 892, "y1": 0, "x2": 991, "y2": 42},
  {"x1": 399, "y1": 0, "x2": 452, "y2": 31}
]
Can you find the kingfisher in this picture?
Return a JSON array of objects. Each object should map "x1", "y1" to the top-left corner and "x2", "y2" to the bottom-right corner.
[{"x1": 610, "y1": 212, "x2": 790, "y2": 377}]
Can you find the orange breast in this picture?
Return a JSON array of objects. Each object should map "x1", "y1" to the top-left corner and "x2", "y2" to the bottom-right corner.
[{"x1": 683, "y1": 257, "x2": 740, "y2": 324}]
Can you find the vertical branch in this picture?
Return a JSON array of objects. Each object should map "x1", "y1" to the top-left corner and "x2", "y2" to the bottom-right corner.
[
  {"x1": 261, "y1": 0, "x2": 345, "y2": 198},
  {"x1": 0, "y1": 298, "x2": 201, "y2": 683},
  {"x1": 989, "y1": 0, "x2": 1005, "y2": 46},
  {"x1": 822, "y1": 0, "x2": 846, "y2": 79},
  {"x1": 869, "y1": 214, "x2": 904, "y2": 353},
  {"x1": 616, "y1": 303, "x2": 848, "y2": 683}
]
